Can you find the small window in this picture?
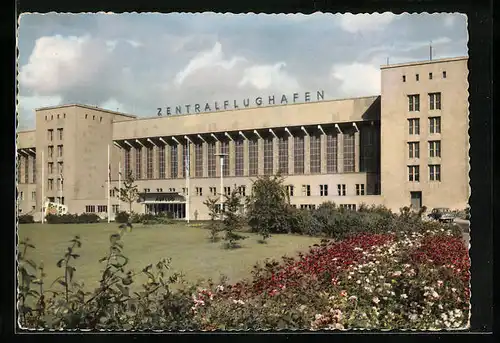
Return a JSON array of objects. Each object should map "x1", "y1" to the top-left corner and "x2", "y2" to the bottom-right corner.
[
  {"x1": 45, "y1": 115, "x2": 47, "y2": 120},
  {"x1": 100, "y1": 117, "x2": 103, "y2": 122},
  {"x1": 442, "y1": 71, "x2": 447, "y2": 78},
  {"x1": 402, "y1": 75, "x2": 406, "y2": 82},
  {"x1": 51, "y1": 115, "x2": 53, "y2": 120},
  {"x1": 63, "y1": 113, "x2": 66, "y2": 118},
  {"x1": 429, "y1": 72, "x2": 433, "y2": 80},
  {"x1": 93, "y1": 115, "x2": 95, "y2": 120},
  {"x1": 57, "y1": 114, "x2": 60, "y2": 119},
  {"x1": 85, "y1": 114, "x2": 88, "y2": 119},
  {"x1": 416, "y1": 74, "x2": 419, "y2": 81}
]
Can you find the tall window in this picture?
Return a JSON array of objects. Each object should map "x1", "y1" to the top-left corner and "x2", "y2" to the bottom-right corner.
[
  {"x1": 360, "y1": 126, "x2": 375, "y2": 172},
  {"x1": 310, "y1": 134, "x2": 321, "y2": 173},
  {"x1": 235, "y1": 140, "x2": 244, "y2": 176},
  {"x1": 135, "y1": 147, "x2": 142, "y2": 179},
  {"x1": 158, "y1": 145, "x2": 165, "y2": 179},
  {"x1": 47, "y1": 129, "x2": 53, "y2": 141},
  {"x1": 429, "y1": 164, "x2": 441, "y2": 181},
  {"x1": 195, "y1": 143, "x2": 203, "y2": 178},
  {"x1": 356, "y1": 184, "x2": 365, "y2": 196},
  {"x1": 170, "y1": 145, "x2": 178, "y2": 178},
  {"x1": 263, "y1": 138, "x2": 273, "y2": 175},
  {"x1": 182, "y1": 144, "x2": 190, "y2": 178},
  {"x1": 278, "y1": 136, "x2": 288, "y2": 175},
  {"x1": 57, "y1": 128, "x2": 63, "y2": 140},
  {"x1": 48, "y1": 146, "x2": 54, "y2": 158},
  {"x1": 48, "y1": 162, "x2": 53, "y2": 174},
  {"x1": 408, "y1": 165, "x2": 420, "y2": 182},
  {"x1": 337, "y1": 184, "x2": 346, "y2": 196},
  {"x1": 294, "y1": 136, "x2": 304, "y2": 174},
  {"x1": 326, "y1": 133, "x2": 338, "y2": 173},
  {"x1": 320, "y1": 184, "x2": 328, "y2": 196},
  {"x1": 207, "y1": 142, "x2": 216, "y2": 177},
  {"x1": 57, "y1": 145, "x2": 63, "y2": 157},
  {"x1": 220, "y1": 141, "x2": 229, "y2": 176},
  {"x1": 301, "y1": 185, "x2": 311, "y2": 196},
  {"x1": 408, "y1": 142, "x2": 420, "y2": 158},
  {"x1": 248, "y1": 139, "x2": 258, "y2": 176},
  {"x1": 24, "y1": 156, "x2": 29, "y2": 183},
  {"x1": 408, "y1": 119, "x2": 420, "y2": 135},
  {"x1": 146, "y1": 146, "x2": 153, "y2": 179},
  {"x1": 408, "y1": 94, "x2": 420, "y2": 111},
  {"x1": 124, "y1": 149, "x2": 131, "y2": 176},
  {"x1": 429, "y1": 92, "x2": 442, "y2": 110},
  {"x1": 57, "y1": 161, "x2": 63, "y2": 174},
  {"x1": 429, "y1": 141, "x2": 441, "y2": 158},
  {"x1": 429, "y1": 117, "x2": 441, "y2": 134},
  {"x1": 343, "y1": 132, "x2": 355, "y2": 173}
]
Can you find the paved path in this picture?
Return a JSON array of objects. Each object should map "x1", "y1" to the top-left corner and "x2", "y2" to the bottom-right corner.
[{"x1": 453, "y1": 219, "x2": 470, "y2": 247}]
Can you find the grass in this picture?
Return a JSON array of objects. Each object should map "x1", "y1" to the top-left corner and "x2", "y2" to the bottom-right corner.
[{"x1": 18, "y1": 222, "x2": 320, "y2": 291}]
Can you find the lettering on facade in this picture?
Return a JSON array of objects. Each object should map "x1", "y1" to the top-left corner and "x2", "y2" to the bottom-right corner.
[{"x1": 157, "y1": 90, "x2": 325, "y2": 117}]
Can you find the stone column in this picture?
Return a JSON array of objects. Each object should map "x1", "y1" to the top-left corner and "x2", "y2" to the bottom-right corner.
[
  {"x1": 288, "y1": 136, "x2": 294, "y2": 175},
  {"x1": 229, "y1": 140, "x2": 236, "y2": 176},
  {"x1": 320, "y1": 134, "x2": 327, "y2": 174},
  {"x1": 273, "y1": 137, "x2": 279, "y2": 174},
  {"x1": 354, "y1": 130, "x2": 360, "y2": 173},
  {"x1": 337, "y1": 133, "x2": 344, "y2": 174},
  {"x1": 258, "y1": 138, "x2": 264, "y2": 175},
  {"x1": 202, "y1": 142, "x2": 208, "y2": 178},
  {"x1": 243, "y1": 138, "x2": 249, "y2": 176},
  {"x1": 304, "y1": 135, "x2": 311, "y2": 174}
]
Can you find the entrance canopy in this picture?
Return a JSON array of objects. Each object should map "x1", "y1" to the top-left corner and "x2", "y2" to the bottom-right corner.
[{"x1": 138, "y1": 192, "x2": 186, "y2": 204}]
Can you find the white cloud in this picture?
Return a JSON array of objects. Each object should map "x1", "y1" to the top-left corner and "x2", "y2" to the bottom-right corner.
[
  {"x1": 126, "y1": 40, "x2": 142, "y2": 48},
  {"x1": 238, "y1": 62, "x2": 300, "y2": 93},
  {"x1": 331, "y1": 63, "x2": 380, "y2": 97},
  {"x1": 105, "y1": 40, "x2": 118, "y2": 51},
  {"x1": 444, "y1": 15, "x2": 455, "y2": 27},
  {"x1": 174, "y1": 42, "x2": 246, "y2": 86},
  {"x1": 337, "y1": 13, "x2": 396, "y2": 33},
  {"x1": 99, "y1": 98, "x2": 126, "y2": 112},
  {"x1": 18, "y1": 94, "x2": 63, "y2": 111},
  {"x1": 19, "y1": 34, "x2": 110, "y2": 94}
]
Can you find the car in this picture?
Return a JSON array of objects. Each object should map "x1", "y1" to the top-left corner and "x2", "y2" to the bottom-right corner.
[{"x1": 428, "y1": 208, "x2": 456, "y2": 223}]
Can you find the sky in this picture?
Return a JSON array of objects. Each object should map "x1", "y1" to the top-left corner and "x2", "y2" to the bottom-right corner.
[{"x1": 17, "y1": 12, "x2": 468, "y2": 130}]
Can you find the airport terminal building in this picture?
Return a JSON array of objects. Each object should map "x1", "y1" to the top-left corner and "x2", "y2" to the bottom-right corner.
[{"x1": 16, "y1": 56, "x2": 470, "y2": 220}]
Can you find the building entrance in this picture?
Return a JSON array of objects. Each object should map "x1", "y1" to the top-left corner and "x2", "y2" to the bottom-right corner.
[
  {"x1": 145, "y1": 202, "x2": 186, "y2": 219},
  {"x1": 410, "y1": 191, "x2": 422, "y2": 209}
]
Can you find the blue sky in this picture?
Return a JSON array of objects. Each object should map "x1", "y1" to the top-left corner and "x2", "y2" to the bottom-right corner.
[{"x1": 17, "y1": 12, "x2": 468, "y2": 129}]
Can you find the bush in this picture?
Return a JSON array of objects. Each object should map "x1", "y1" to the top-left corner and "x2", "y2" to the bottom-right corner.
[
  {"x1": 114, "y1": 211, "x2": 130, "y2": 223},
  {"x1": 18, "y1": 214, "x2": 34, "y2": 224},
  {"x1": 45, "y1": 213, "x2": 100, "y2": 224}
]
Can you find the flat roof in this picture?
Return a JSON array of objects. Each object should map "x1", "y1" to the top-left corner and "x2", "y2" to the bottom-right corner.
[
  {"x1": 380, "y1": 56, "x2": 468, "y2": 70},
  {"x1": 35, "y1": 103, "x2": 137, "y2": 118}
]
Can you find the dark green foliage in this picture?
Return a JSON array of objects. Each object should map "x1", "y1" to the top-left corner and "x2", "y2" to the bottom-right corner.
[
  {"x1": 203, "y1": 197, "x2": 222, "y2": 242},
  {"x1": 45, "y1": 213, "x2": 100, "y2": 224},
  {"x1": 222, "y1": 186, "x2": 247, "y2": 249},
  {"x1": 245, "y1": 174, "x2": 291, "y2": 238},
  {"x1": 19, "y1": 214, "x2": 35, "y2": 224},
  {"x1": 114, "y1": 211, "x2": 130, "y2": 224},
  {"x1": 113, "y1": 170, "x2": 139, "y2": 214}
]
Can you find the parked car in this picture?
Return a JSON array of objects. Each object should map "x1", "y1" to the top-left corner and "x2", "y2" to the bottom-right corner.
[{"x1": 428, "y1": 208, "x2": 456, "y2": 223}]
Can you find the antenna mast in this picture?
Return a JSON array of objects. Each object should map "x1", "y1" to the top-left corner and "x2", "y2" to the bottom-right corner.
[{"x1": 430, "y1": 41, "x2": 433, "y2": 61}]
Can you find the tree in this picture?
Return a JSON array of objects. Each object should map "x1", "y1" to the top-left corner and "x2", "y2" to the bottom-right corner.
[
  {"x1": 113, "y1": 170, "x2": 139, "y2": 214},
  {"x1": 245, "y1": 174, "x2": 291, "y2": 240},
  {"x1": 203, "y1": 197, "x2": 222, "y2": 242},
  {"x1": 221, "y1": 185, "x2": 247, "y2": 249}
]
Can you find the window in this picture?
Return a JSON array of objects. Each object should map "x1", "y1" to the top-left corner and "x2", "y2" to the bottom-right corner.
[
  {"x1": 170, "y1": 145, "x2": 178, "y2": 178},
  {"x1": 146, "y1": 147, "x2": 153, "y2": 179},
  {"x1": 48, "y1": 146, "x2": 54, "y2": 158},
  {"x1": 112, "y1": 204, "x2": 119, "y2": 213},
  {"x1": 340, "y1": 204, "x2": 357, "y2": 211},
  {"x1": 31, "y1": 191, "x2": 36, "y2": 201},
  {"x1": 97, "y1": 205, "x2": 108, "y2": 213},
  {"x1": 360, "y1": 126, "x2": 376, "y2": 173},
  {"x1": 442, "y1": 71, "x2": 447, "y2": 78},
  {"x1": 429, "y1": 92, "x2": 442, "y2": 110},
  {"x1": 48, "y1": 162, "x2": 54, "y2": 174},
  {"x1": 408, "y1": 142, "x2": 420, "y2": 158},
  {"x1": 416, "y1": 74, "x2": 419, "y2": 81},
  {"x1": 429, "y1": 72, "x2": 433, "y2": 80},
  {"x1": 57, "y1": 145, "x2": 63, "y2": 157},
  {"x1": 238, "y1": 185, "x2": 246, "y2": 196},
  {"x1": 85, "y1": 205, "x2": 96, "y2": 213},
  {"x1": 124, "y1": 149, "x2": 131, "y2": 176},
  {"x1": 320, "y1": 184, "x2": 328, "y2": 196},
  {"x1": 169, "y1": 188, "x2": 176, "y2": 192},
  {"x1": 402, "y1": 75, "x2": 406, "y2": 82},
  {"x1": 408, "y1": 119, "x2": 420, "y2": 135},
  {"x1": 158, "y1": 145, "x2": 166, "y2": 178},
  {"x1": 156, "y1": 188, "x2": 163, "y2": 192},
  {"x1": 356, "y1": 184, "x2": 365, "y2": 196},
  {"x1": 182, "y1": 188, "x2": 188, "y2": 195},
  {"x1": 248, "y1": 139, "x2": 258, "y2": 176},
  {"x1": 57, "y1": 128, "x2": 63, "y2": 140},
  {"x1": 57, "y1": 177, "x2": 62, "y2": 191},
  {"x1": 24, "y1": 156, "x2": 29, "y2": 183},
  {"x1": 326, "y1": 133, "x2": 338, "y2": 173},
  {"x1": 224, "y1": 186, "x2": 231, "y2": 196},
  {"x1": 144, "y1": 188, "x2": 150, "y2": 193},
  {"x1": 207, "y1": 142, "x2": 216, "y2": 177},
  {"x1": 182, "y1": 144, "x2": 190, "y2": 178},
  {"x1": 301, "y1": 185, "x2": 311, "y2": 196},
  {"x1": 58, "y1": 162, "x2": 63, "y2": 174},
  {"x1": 286, "y1": 185, "x2": 294, "y2": 197},
  {"x1": 109, "y1": 189, "x2": 115, "y2": 197},
  {"x1": 48, "y1": 178, "x2": 54, "y2": 190},
  {"x1": 429, "y1": 117, "x2": 441, "y2": 134},
  {"x1": 300, "y1": 204, "x2": 316, "y2": 210},
  {"x1": 100, "y1": 117, "x2": 103, "y2": 122},
  {"x1": 337, "y1": 184, "x2": 346, "y2": 196},
  {"x1": 93, "y1": 115, "x2": 95, "y2": 120},
  {"x1": 429, "y1": 141, "x2": 441, "y2": 158},
  {"x1": 85, "y1": 114, "x2": 88, "y2": 119},
  {"x1": 429, "y1": 164, "x2": 441, "y2": 181},
  {"x1": 19, "y1": 191, "x2": 24, "y2": 201},
  {"x1": 220, "y1": 141, "x2": 229, "y2": 176},
  {"x1": 310, "y1": 134, "x2": 321, "y2": 173},
  {"x1": 234, "y1": 140, "x2": 244, "y2": 176},
  {"x1": 194, "y1": 143, "x2": 203, "y2": 178},
  {"x1": 343, "y1": 132, "x2": 355, "y2": 173},
  {"x1": 408, "y1": 165, "x2": 420, "y2": 182},
  {"x1": 196, "y1": 187, "x2": 203, "y2": 196},
  {"x1": 209, "y1": 187, "x2": 217, "y2": 196},
  {"x1": 135, "y1": 147, "x2": 142, "y2": 179},
  {"x1": 408, "y1": 94, "x2": 420, "y2": 111},
  {"x1": 47, "y1": 129, "x2": 53, "y2": 141},
  {"x1": 263, "y1": 138, "x2": 273, "y2": 175},
  {"x1": 278, "y1": 136, "x2": 289, "y2": 175},
  {"x1": 294, "y1": 136, "x2": 305, "y2": 174},
  {"x1": 32, "y1": 158, "x2": 36, "y2": 183}
]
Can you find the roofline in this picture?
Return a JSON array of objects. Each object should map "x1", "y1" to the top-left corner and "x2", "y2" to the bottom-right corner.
[
  {"x1": 380, "y1": 56, "x2": 469, "y2": 70},
  {"x1": 118, "y1": 95, "x2": 381, "y2": 123},
  {"x1": 35, "y1": 104, "x2": 137, "y2": 118},
  {"x1": 17, "y1": 129, "x2": 36, "y2": 134}
]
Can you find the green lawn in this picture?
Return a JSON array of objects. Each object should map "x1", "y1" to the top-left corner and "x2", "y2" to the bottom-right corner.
[{"x1": 18, "y1": 223, "x2": 320, "y2": 291}]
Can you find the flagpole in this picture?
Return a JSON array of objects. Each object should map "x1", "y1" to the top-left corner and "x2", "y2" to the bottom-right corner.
[
  {"x1": 41, "y1": 150, "x2": 45, "y2": 224},
  {"x1": 107, "y1": 144, "x2": 111, "y2": 223},
  {"x1": 186, "y1": 143, "x2": 190, "y2": 224},
  {"x1": 118, "y1": 161, "x2": 121, "y2": 213}
]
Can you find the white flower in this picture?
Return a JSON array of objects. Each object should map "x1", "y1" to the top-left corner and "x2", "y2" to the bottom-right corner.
[
  {"x1": 451, "y1": 288, "x2": 457, "y2": 293},
  {"x1": 349, "y1": 295, "x2": 358, "y2": 301},
  {"x1": 392, "y1": 271, "x2": 402, "y2": 277},
  {"x1": 441, "y1": 313, "x2": 448, "y2": 321},
  {"x1": 356, "y1": 280, "x2": 361, "y2": 284},
  {"x1": 409, "y1": 313, "x2": 418, "y2": 321},
  {"x1": 216, "y1": 285, "x2": 224, "y2": 292},
  {"x1": 372, "y1": 297, "x2": 380, "y2": 304},
  {"x1": 432, "y1": 291, "x2": 439, "y2": 299},
  {"x1": 400, "y1": 294, "x2": 408, "y2": 299},
  {"x1": 315, "y1": 314, "x2": 324, "y2": 320}
]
